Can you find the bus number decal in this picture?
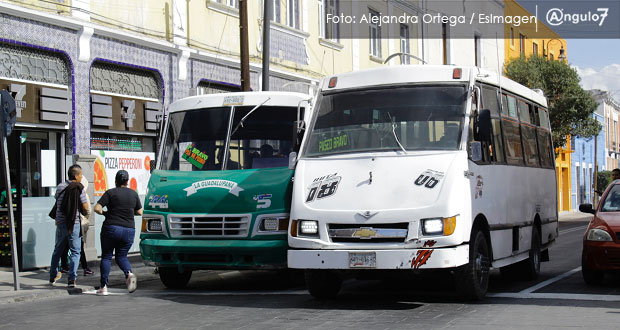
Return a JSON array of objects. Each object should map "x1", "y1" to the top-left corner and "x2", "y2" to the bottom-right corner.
[
  {"x1": 254, "y1": 194, "x2": 273, "y2": 209},
  {"x1": 306, "y1": 173, "x2": 341, "y2": 203},
  {"x1": 414, "y1": 170, "x2": 444, "y2": 189}
]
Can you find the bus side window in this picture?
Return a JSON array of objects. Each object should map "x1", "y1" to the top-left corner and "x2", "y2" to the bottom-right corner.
[
  {"x1": 481, "y1": 86, "x2": 505, "y2": 164},
  {"x1": 536, "y1": 107, "x2": 554, "y2": 168},
  {"x1": 518, "y1": 100, "x2": 540, "y2": 167},
  {"x1": 502, "y1": 94, "x2": 524, "y2": 166}
]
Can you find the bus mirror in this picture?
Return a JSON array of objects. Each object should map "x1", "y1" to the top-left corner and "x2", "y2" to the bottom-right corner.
[
  {"x1": 475, "y1": 109, "x2": 492, "y2": 142},
  {"x1": 469, "y1": 142, "x2": 482, "y2": 162},
  {"x1": 150, "y1": 159, "x2": 156, "y2": 173},
  {"x1": 288, "y1": 152, "x2": 298, "y2": 170}
]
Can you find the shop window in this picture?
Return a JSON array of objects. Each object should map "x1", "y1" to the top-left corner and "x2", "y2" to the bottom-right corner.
[
  {"x1": 0, "y1": 42, "x2": 70, "y2": 85},
  {"x1": 90, "y1": 62, "x2": 161, "y2": 100}
]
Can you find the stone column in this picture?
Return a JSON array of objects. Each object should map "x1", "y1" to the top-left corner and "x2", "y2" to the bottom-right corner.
[{"x1": 72, "y1": 154, "x2": 97, "y2": 264}]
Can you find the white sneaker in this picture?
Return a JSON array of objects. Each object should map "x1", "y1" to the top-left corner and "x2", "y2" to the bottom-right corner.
[
  {"x1": 126, "y1": 272, "x2": 137, "y2": 293},
  {"x1": 96, "y1": 286, "x2": 109, "y2": 296}
]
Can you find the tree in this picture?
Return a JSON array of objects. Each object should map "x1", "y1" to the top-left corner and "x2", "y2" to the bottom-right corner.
[{"x1": 504, "y1": 55, "x2": 601, "y2": 150}]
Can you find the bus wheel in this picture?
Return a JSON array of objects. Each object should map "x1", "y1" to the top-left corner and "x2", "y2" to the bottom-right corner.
[
  {"x1": 582, "y1": 253, "x2": 604, "y2": 285},
  {"x1": 455, "y1": 230, "x2": 490, "y2": 300},
  {"x1": 305, "y1": 270, "x2": 341, "y2": 299},
  {"x1": 159, "y1": 267, "x2": 192, "y2": 289}
]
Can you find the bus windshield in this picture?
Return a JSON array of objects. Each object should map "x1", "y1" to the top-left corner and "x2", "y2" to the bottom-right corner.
[
  {"x1": 304, "y1": 85, "x2": 467, "y2": 157},
  {"x1": 160, "y1": 105, "x2": 298, "y2": 171}
]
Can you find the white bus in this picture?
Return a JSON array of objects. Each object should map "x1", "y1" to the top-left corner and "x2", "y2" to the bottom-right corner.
[{"x1": 287, "y1": 65, "x2": 558, "y2": 300}]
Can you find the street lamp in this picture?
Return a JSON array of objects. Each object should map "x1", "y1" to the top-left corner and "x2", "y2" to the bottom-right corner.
[{"x1": 543, "y1": 38, "x2": 566, "y2": 61}]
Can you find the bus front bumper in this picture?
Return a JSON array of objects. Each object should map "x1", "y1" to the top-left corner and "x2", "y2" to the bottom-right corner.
[
  {"x1": 140, "y1": 239, "x2": 287, "y2": 270},
  {"x1": 288, "y1": 245, "x2": 469, "y2": 270}
]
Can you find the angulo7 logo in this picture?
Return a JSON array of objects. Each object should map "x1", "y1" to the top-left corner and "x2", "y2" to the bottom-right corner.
[{"x1": 546, "y1": 8, "x2": 609, "y2": 26}]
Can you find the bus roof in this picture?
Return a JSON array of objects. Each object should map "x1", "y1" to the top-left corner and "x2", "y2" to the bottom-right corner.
[
  {"x1": 168, "y1": 91, "x2": 311, "y2": 113},
  {"x1": 320, "y1": 65, "x2": 548, "y2": 108}
]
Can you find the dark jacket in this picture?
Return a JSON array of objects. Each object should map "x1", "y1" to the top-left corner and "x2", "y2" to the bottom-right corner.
[{"x1": 61, "y1": 181, "x2": 85, "y2": 234}]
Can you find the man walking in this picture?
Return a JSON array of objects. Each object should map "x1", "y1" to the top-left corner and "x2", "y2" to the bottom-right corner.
[{"x1": 49, "y1": 164, "x2": 89, "y2": 287}]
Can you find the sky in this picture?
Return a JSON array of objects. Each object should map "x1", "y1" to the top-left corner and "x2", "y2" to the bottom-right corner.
[
  {"x1": 568, "y1": 39, "x2": 620, "y2": 103},
  {"x1": 519, "y1": 1, "x2": 620, "y2": 103}
]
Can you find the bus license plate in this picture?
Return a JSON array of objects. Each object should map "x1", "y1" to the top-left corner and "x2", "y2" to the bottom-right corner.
[{"x1": 349, "y1": 252, "x2": 376, "y2": 268}]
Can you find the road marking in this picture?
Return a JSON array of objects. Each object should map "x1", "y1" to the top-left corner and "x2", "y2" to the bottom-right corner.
[
  {"x1": 559, "y1": 226, "x2": 587, "y2": 235},
  {"x1": 519, "y1": 267, "x2": 581, "y2": 294},
  {"x1": 488, "y1": 292, "x2": 620, "y2": 302}
]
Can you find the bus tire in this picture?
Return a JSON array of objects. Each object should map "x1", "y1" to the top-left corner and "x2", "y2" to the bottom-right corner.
[
  {"x1": 159, "y1": 267, "x2": 192, "y2": 289},
  {"x1": 305, "y1": 270, "x2": 341, "y2": 299},
  {"x1": 517, "y1": 226, "x2": 541, "y2": 280},
  {"x1": 455, "y1": 229, "x2": 490, "y2": 300},
  {"x1": 581, "y1": 253, "x2": 604, "y2": 285}
]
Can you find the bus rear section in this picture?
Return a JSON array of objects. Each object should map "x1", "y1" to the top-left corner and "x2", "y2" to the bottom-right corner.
[
  {"x1": 287, "y1": 66, "x2": 557, "y2": 300},
  {"x1": 140, "y1": 91, "x2": 310, "y2": 288}
]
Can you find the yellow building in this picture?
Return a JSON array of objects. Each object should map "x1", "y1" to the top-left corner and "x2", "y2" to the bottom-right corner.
[{"x1": 504, "y1": 0, "x2": 569, "y2": 212}]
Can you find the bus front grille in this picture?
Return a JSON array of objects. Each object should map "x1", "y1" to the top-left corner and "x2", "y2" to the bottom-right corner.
[
  {"x1": 328, "y1": 223, "x2": 409, "y2": 243},
  {"x1": 168, "y1": 214, "x2": 251, "y2": 238}
]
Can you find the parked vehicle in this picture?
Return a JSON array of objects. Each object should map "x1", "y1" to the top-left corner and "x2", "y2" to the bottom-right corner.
[
  {"x1": 579, "y1": 182, "x2": 620, "y2": 285},
  {"x1": 287, "y1": 65, "x2": 558, "y2": 299},
  {"x1": 140, "y1": 91, "x2": 311, "y2": 288}
]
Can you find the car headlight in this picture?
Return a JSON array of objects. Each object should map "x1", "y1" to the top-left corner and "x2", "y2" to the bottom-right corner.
[
  {"x1": 586, "y1": 228, "x2": 613, "y2": 241},
  {"x1": 422, "y1": 216, "x2": 457, "y2": 236},
  {"x1": 141, "y1": 215, "x2": 164, "y2": 233},
  {"x1": 300, "y1": 220, "x2": 319, "y2": 235}
]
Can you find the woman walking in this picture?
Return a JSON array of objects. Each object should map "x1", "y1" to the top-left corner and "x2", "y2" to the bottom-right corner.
[{"x1": 94, "y1": 170, "x2": 143, "y2": 296}]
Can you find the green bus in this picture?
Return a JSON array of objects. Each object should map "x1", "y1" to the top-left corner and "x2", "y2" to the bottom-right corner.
[{"x1": 140, "y1": 91, "x2": 310, "y2": 288}]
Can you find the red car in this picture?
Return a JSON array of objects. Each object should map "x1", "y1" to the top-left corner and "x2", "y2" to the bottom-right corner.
[{"x1": 579, "y1": 182, "x2": 620, "y2": 285}]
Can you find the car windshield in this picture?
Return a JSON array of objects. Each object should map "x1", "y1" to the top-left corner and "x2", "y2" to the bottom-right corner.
[
  {"x1": 160, "y1": 105, "x2": 298, "y2": 171},
  {"x1": 601, "y1": 185, "x2": 620, "y2": 212},
  {"x1": 303, "y1": 85, "x2": 467, "y2": 157}
]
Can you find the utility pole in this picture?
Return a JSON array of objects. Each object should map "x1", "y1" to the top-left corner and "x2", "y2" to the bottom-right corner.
[
  {"x1": 239, "y1": 0, "x2": 251, "y2": 91},
  {"x1": 262, "y1": 0, "x2": 271, "y2": 91},
  {"x1": 594, "y1": 132, "x2": 599, "y2": 206}
]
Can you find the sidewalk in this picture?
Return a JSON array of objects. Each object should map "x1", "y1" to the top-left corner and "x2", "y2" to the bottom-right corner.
[
  {"x1": 558, "y1": 210, "x2": 593, "y2": 222},
  {"x1": 0, "y1": 254, "x2": 157, "y2": 304}
]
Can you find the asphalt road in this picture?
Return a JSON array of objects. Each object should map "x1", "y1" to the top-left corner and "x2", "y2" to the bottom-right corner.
[{"x1": 1, "y1": 218, "x2": 618, "y2": 330}]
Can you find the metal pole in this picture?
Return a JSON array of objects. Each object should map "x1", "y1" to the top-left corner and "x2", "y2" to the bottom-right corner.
[
  {"x1": 239, "y1": 0, "x2": 251, "y2": 91},
  {"x1": 594, "y1": 131, "x2": 598, "y2": 206},
  {"x1": 1, "y1": 136, "x2": 19, "y2": 290},
  {"x1": 262, "y1": 0, "x2": 271, "y2": 91}
]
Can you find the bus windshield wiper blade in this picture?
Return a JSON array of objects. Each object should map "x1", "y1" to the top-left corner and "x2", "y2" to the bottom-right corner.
[
  {"x1": 387, "y1": 112, "x2": 407, "y2": 154},
  {"x1": 230, "y1": 97, "x2": 271, "y2": 136}
]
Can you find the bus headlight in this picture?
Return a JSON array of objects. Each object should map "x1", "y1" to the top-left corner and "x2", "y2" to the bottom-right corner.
[
  {"x1": 259, "y1": 217, "x2": 289, "y2": 232},
  {"x1": 422, "y1": 216, "x2": 457, "y2": 236},
  {"x1": 141, "y1": 215, "x2": 164, "y2": 233},
  {"x1": 300, "y1": 220, "x2": 319, "y2": 235}
]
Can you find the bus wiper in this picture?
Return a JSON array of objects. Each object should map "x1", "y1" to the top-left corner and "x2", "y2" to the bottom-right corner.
[
  {"x1": 230, "y1": 97, "x2": 271, "y2": 136},
  {"x1": 387, "y1": 112, "x2": 407, "y2": 154}
]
